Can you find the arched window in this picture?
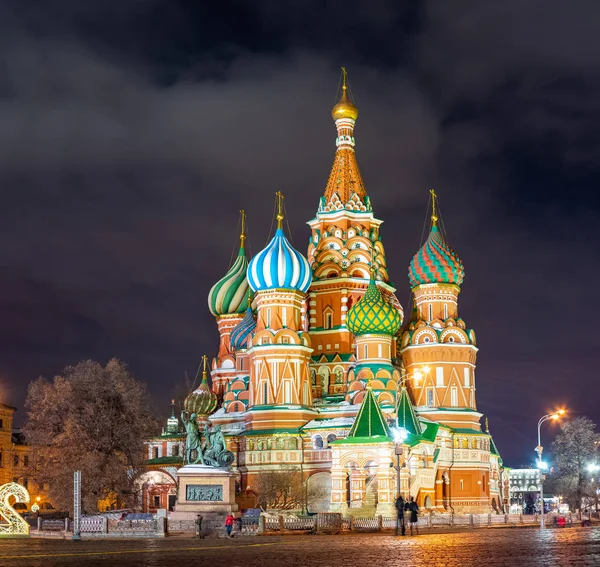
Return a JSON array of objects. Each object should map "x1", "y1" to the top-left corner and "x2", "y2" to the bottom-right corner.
[
  {"x1": 363, "y1": 344, "x2": 368, "y2": 359},
  {"x1": 444, "y1": 304, "x2": 448, "y2": 319},
  {"x1": 326, "y1": 434, "x2": 337, "y2": 445},
  {"x1": 263, "y1": 383, "x2": 268, "y2": 404},
  {"x1": 428, "y1": 304, "x2": 433, "y2": 322},
  {"x1": 266, "y1": 308, "x2": 271, "y2": 328},
  {"x1": 313, "y1": 435, "x2": 324, "y2": 450},
  {"x1": 324, "y1": 310, "x2": 333, "y2": 330},
  {"x1": 451, "y1": 387, "x2": 458, "y2": 407}
]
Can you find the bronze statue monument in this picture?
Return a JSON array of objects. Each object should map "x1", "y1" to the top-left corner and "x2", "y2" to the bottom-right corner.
[{"x1": 181, "y1": 413, "x2": 234, "y2": 468}]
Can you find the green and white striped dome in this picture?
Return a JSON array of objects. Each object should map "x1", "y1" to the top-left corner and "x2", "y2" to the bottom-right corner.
[{"x1": 208, "y1": 244, "x2": 250, "y2": 316}]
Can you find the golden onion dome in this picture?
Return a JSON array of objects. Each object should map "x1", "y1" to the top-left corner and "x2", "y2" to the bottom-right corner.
[
  {"x1": 332, "y1": 88, "x2": 359, "y2": 121},
  {"x1": 331, "y1": 68, "x2": 358, "y2": 122}
]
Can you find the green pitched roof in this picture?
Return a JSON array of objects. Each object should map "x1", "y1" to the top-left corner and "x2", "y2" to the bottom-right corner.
[
  {"x1": 311, "y1": 353, "x2": 354, "y2": 363},
  {"x1": 145, "y1": 456, "x2": 183, "y2": 466},
  {"x1": 490, "y1": 435, "x2": 501, "y2": 457},
  {"x1": 241, "y1": 428, "x2": 300, "y2": 436},
  {"x1": 348, "y1": 388, "x2": 391, "y2": 440},
  {"x1": 396, "y1": 386, "x2": 421, "y2": 436},
  {"x1": 420, "y1": 421, "x2": 439, "y2": 442}
]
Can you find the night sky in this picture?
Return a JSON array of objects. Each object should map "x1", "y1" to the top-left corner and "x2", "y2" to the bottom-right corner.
[{"x1": 0, "y1": 1, "x2": 598, "y2": 466}]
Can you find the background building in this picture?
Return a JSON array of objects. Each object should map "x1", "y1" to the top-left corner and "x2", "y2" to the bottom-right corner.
[
  {"x1": 0, "y1": 402, "x2": 49, "y2": 512},
  {"x1": 509, "y1": 468, "x2": 541, "y2": 514}
]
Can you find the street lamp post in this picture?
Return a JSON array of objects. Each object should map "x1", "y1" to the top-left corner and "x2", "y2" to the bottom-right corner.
[
  {"x1": 395, "y1": 444, "x2": 403, "y2": 496},
  {"x1": 396, "y1": 366, "x2": 427, "y2": 400},
  {"x1": 535, "y1": 410, "x2": 565, "y2": 529},
  {"x1": 391, "y1": 428, "x2": 408, "y2": 494},
  {"x1": 587, "y1": 464, "x2": 599, "y2": 514}
]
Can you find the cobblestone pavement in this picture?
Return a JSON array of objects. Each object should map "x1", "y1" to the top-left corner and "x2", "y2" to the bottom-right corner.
[{"x1": 1, "y1": 528, "x2": 599, "y2": 567}]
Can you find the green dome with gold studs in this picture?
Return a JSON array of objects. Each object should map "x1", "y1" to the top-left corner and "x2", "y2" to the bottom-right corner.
[
  {"x1": 184, "y1": 357, "x2": 218, "y2": 417},
  {"x1": 346, "y1": 277, "x2": 402, "y2": 336}
]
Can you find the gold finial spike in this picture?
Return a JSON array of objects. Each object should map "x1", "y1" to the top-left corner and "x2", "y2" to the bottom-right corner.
[
  {"x1": 275, "y1": 191, "x2": 284, "y2": 230},
  {"x1": 485, "y1": 417, "x2": 489, "y2": 433},
  {"x1": 369, "y1": 263, "x2": 376, "y2": 280},
  {"x1": 368, "y1": 246, "x2": 377, "y2": 280},
  {"x1": 430, "y1": 188, "x2": 438, "y2": 227},
  {"x1": 341, "y1": 66, "x2": 348, "y2": 91},
  {"x1": 201, "y1": 354, "x2": 208, "y2": 379},
  {"x1": 239, "y1": 209, "x2": 246, "y2": 247}
]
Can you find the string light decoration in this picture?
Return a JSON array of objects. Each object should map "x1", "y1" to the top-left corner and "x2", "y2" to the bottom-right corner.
[{"x1": 0, "y1": 482, "x2": 30, "y2": 535}]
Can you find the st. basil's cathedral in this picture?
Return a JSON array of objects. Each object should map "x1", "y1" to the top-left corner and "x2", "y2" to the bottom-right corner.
[{"x1": 143, "y1": 72, "x2": 508, "y2": 516}]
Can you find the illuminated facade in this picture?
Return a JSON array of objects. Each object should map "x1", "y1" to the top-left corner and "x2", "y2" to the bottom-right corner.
[
  {"x1": 147, "y1": 72, "x2": 507, "y2": 515},
  {"x1": 0, "y1": 403, "x2": 48, "y2": 513}
]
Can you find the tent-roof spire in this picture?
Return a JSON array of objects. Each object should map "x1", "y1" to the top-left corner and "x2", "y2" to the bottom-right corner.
[{"x1": 348, "y1": 387, "x2": 391, "y2": 439}]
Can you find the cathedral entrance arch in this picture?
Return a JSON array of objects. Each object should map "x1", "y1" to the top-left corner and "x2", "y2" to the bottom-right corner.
[
  {"x1": 134, "y1": 469, "x2": 177, "y2": 512},
  {"x1": 307, "y1": 472, "x2": 332, "y2": 513}
]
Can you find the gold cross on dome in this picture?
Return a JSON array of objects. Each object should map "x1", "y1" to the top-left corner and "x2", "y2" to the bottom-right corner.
[
  {"x1": 239, "y1": 209, "x2": 246, "y2": 245},
  {"x1": 430, "y1": 188, "x2": 438, "y2": 226},
  {"x1": 276, "y1": 191, "x2": 284, "y2": 229}
]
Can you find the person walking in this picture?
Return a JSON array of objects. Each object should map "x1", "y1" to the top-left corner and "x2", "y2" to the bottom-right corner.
[
  {"x1": 395, "y1": 494, "x2": 406, "y2": 536},
  {"x1": 195, "y1": 514, "x2": 203, "y2": 539},
  {"x1": 225, "y1": 513, "x2": 235, "y2": 538},
  {"x1": 408, "y1": 497, "x2": 419, "y2": 535}
]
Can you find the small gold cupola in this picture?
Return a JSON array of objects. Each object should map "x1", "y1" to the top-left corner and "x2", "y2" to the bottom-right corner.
[{"x1": 331, "y1": 67, "x2": 359, "y2": 122}]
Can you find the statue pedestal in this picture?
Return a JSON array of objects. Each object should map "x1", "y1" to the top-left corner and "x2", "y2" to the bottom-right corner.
[{"x1": 171, "y1": 465, "x2": 238, "y2": 520}]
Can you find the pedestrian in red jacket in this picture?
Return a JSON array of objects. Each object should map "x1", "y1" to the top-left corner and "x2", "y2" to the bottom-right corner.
[{"x1": 225, "y1": 513, "x2": 235, "y2": 538}]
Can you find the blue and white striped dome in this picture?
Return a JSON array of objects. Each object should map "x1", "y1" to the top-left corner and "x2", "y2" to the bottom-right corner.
[
  {"x1": 230, "y1": 307, "x2": 256, "y2": 350},
  {"x1": 247, "y1": 228, "x2": 312, "y2": 293}
]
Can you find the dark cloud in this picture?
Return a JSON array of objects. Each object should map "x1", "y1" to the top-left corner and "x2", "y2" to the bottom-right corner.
[{"x1": 0, "y1": 1, "x2": 598, "y2": 465}]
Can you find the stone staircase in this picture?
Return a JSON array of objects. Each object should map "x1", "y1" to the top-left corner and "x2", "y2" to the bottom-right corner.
[{"x1": 349, "y1": 476, "x2": 378, "y2": 518}]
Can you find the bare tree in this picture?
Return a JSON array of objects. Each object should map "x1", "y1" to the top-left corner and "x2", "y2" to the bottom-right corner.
[
  {"x1": 547, "y1": 416, "x2": 599, "y2": 514},
  {"x1": 23, "y1": 359, "x2": 159, "y2": 512},
  {"x1": 256, "y1": 467, "x2": 304, "y2": 511},
  {"x1": 255, "y1": 466, "x2": 330, "y2": 512}
]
